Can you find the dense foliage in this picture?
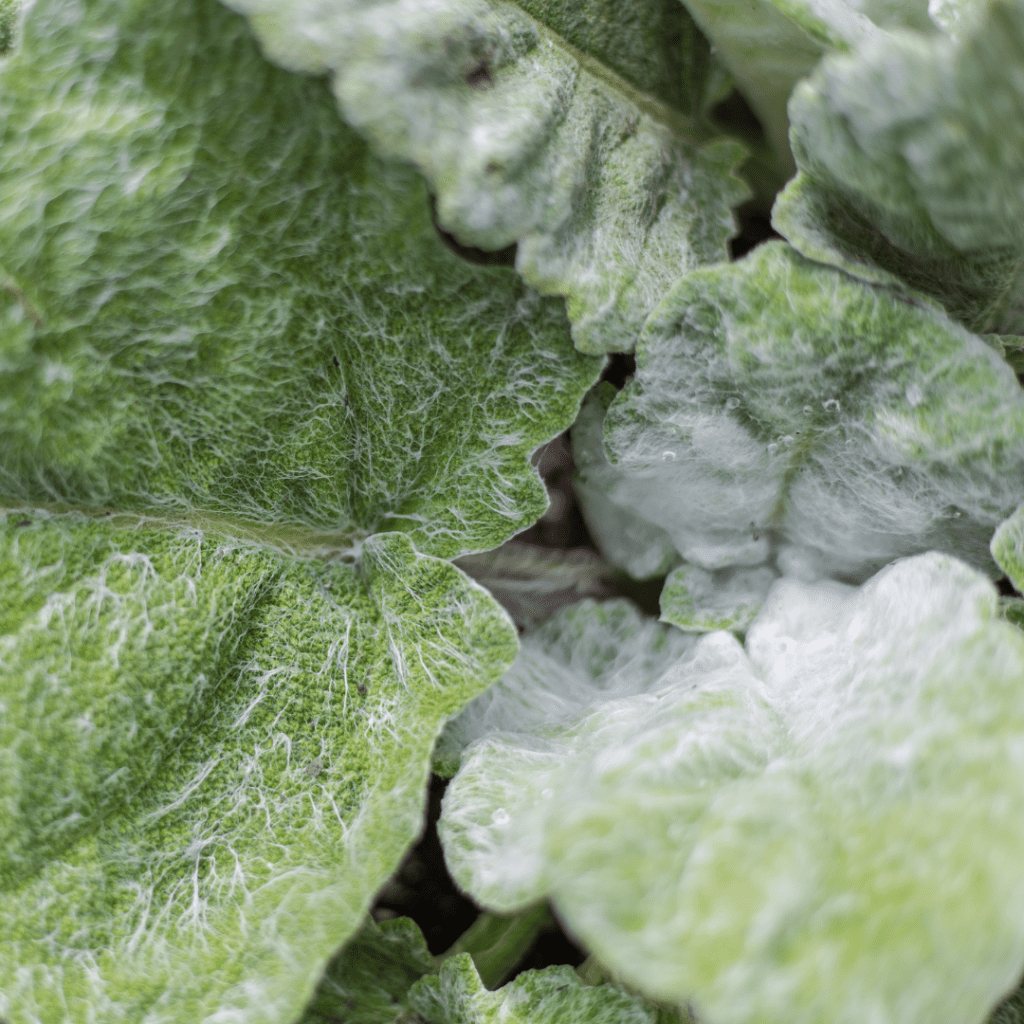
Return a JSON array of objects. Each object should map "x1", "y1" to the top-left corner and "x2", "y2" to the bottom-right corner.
[{"x1": 2, "y1": 0, "x2": 1024, "y2": 1022}]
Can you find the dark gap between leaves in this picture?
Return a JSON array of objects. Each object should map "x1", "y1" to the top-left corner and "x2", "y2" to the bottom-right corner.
[{"x1": 431, "y1": 198, "x2": 517, "y2": 267}]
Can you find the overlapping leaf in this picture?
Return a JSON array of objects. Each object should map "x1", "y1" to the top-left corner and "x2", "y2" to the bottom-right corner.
[
  {"x1": 575, "y1": 242, "x2": 1024, "y2": 582},
  {"x1": 222, "y1": 0, "x2": 749, "y2": 354},
  {"x1": 439, "y1": 556, "x2": 1024, "y2": 1024},
  {"x1": 299, "y1": 914, "x2": 659, "y2": 1024},
  {"x1": 0, "y1": 0, "x2": 601, "y2": 559},
  {"x1": 0, "y1": 512, "x2": 516, "y2": 1024},
  {"x1": 775, "y1": 0, "x2": 1024, "y2": 334}
]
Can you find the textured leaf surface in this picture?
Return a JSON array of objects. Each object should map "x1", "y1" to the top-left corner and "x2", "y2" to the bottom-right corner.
[
  {"x1": 300, "y1": 914, "x2": 658, "y2": 1024},
  {"x1": 437, "y1": 599, "x2": 698, "y2": 902},
  {"x1": 439, "y1": 555, "x2": 1024, "y2": 1024},
  {"x1": 589, "y1": 242, "x2": 1024, "y2": 581},
  {"x1": 0, "y1": 512, "x2": 517, "y2": 1024},
  {"x1": 223, "y1": 0, "x2": 748, "y2": 354},
  {"x1": 299, "y1": 916, "x2": 435, "y2": 1024},
  {"x1": 0, "y1": 0, "x2": 600, "y2": 559},
  {"x1": 659, "y1": 563, "x2": 778, "y2": 633},
  {"x1": 572, "y1": 386, "x2": 681, "y2": 580},
  {"x1": 409, "y1": 954, "x2": 657, "y2": 1024},
  {"x1": 775, "y1": 0, "x2": 1024, "y2": 334},
  {"x1": 992, "y1": 503, "x2": 1024, "y2": 593}
]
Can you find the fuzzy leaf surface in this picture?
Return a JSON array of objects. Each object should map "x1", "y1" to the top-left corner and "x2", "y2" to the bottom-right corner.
[
  {"x1": 659, "y1": 563, "x2": 778, "y2": 633},
  {"x1": 0, "y1": 0, "x2": 600, "y2": 559},
  {"x1": 775, "y1": 0, "x2": 1024, "y2": 334},
  {"x1": 589, "y1": 242, "x2": 1024, "y2": 581},
  {"x1": 0, "y1": 513, "x2": 517, "y2": 1024},
  {"x1": 439, "y1": 555, "x2": 1024, "y2": 1024},
  {"x1": 222, "y1": 0, "x2": 748, "y2": 354}
]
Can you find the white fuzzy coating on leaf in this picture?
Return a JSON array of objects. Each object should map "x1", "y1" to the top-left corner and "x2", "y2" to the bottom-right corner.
[
  {"x1": 775, "y1": 0, "x2": 1024, "y2": 334},
  {"x1": 571, "y1": 386, "x2": 682, "y2": 580},
  {"x1": 408, "y1": 954, "x2": 658, "y2": 1024},
  {"x1": 222, "y1": 0, "x2": 749, "y2": 354},
  {"x1": 440, "y1": 554, "x2": 1024, "y2": 1024},
  {"x1": 660, "y1": 562, "x2": 779, "y2": 633},
  {"x1": 0, "y1": 0, "x2": 601, "y2": 560},
  {"x1": 0, "y1": 514, "x2": 518, "y2": 1024},
  {"x1": 593, "y1": 242, "x2": 1024, "y2": 581}
]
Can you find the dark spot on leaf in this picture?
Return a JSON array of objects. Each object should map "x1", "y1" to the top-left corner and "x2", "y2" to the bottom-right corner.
[
  {"x1": 343, "y1": 392, "x2": 350, "y2": 408},
  {"x1": 484, "y1": 160, "x2": 502, "y2": 175},
  {"x1": 14, "y1": 520, "x2": 30, "y2": 527},
  {"x1": 332, "y1": 355, "x2": 340, "y2": 368},
  {"x1": 465, "y1": 60, "x2": 493, "y2": 90},
  {"x1": 357, "y1": 683, "x2": 367, "y2": 695}
]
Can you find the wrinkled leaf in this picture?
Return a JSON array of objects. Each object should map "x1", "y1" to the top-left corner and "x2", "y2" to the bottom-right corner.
[
  {"x1": 440, "y1": 554, "x2": 1024, "y2": 1024},
  {"x1": 0, "y1": 512, "x2": 517, "y2": 1023},
  {"x1": 659, "y1": 562, "x2": 778, "y2": 633},
  {"x1": 775, "y1": 0, "x2": 1024, "y2": 334},
  {"x1": 587, "y1": 242, "x2": 1024, "y2": 581},
  {"x1": 992, "y1": 503, "x2": 1024, "y2": 592},
  {"x1": 0, "y1": 0, "x2": 600, "y2": 559},
  {"x1": 299, "y1": 916, "x2": 435, "y2": 1024},
  {"x1": 437, "y1": 599, "x2": 698, "y2": 894},
  {"x1": 572, "y1": 386, "x2": 681, "y2": 580},
  {"x1": 223, "y1": 0, "x2": 749, "y2": 354},
  {"x1": 409, "y1": 954, "x2": 657, "y2": 1024}
]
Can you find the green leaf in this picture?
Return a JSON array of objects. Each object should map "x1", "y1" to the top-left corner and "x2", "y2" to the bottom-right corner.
[
  {"x1": 439, "y1": 554, "x2": 1024, "y2": 1024},
  {"x1": 0, "y1": 512, "x2": 517, "y2": 1023},
  {"x1": 301, "y1": 914, "x2": 659, "y2": 1024},
  {"x1": 409, "y1": 954, "x2": 658, "y2": 1024},
  {"x1": 0, "y1": 0, "x2": 600, "y2": 559},
  {"x1": 299, "y1": 916, "x2": 436, "y2": 1024},
  {"x1": 585, "y1": 242, "x2": 1024, "y2": 581},
  {"x1": 437, "y1": 599, "x2": 697, "y2": 902},
  {"x1": 659, "y1": 562, "x2": 778, "y2": 633},
  {"x1": 222, "y1": 0, "x2": 749, "y2": 354},
  {"x1": 774, "y1": 0, "x2": 1024, "y2": 334},
  {"x1": 992, "y1": 503, "x2": 1024, "y2": 592},
  {"x1": 572, "y1": 386, "x2": 682, "y2": 581}
]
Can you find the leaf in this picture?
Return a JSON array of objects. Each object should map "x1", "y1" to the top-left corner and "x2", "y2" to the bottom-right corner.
[
  {"x1": 299, "y1": 916, "x2": 436, "y2": 1024},
  {"x1": 408, "y1": 955, "x2": 658, "y2": 1024},
  {"x1": 221, "y1": 0, "x2": 749, "y2": 355},
  {"x1": 300, "y1": 914, "x2": 659, "y2": 1024},
  {"x1": 455, "y1": 540, "x2": 620, "y2": 633},
  {"x1": 0, "y1": 512, "x2": 517, "y2": 1024},
  {"x1": 587, "y1": 241, "x2": 1024, "y2": 581},
  {"x1": 774, "y1": 0, "x2": 1024, "y2": 335},
  {"x1": 0, "y1": 0, "x2": 601, "y2": 559},
  {"x1": 439, "y1": 554, "x2": 1024, "y2": 1024},
  {"x1": 572, "y1": 386, "x2": 682, "y2": 580},
  {"x1": 437, "y1": 599, "x2": 698, "y2": 900},
  {"x1": 992, "y1": 503, "x2": 1024, "y2": 592},
  {"x1": 659, "y1": 562, "x2": 778, "y2": 633}
]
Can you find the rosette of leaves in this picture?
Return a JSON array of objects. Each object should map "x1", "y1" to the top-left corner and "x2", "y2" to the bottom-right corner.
[
  {"x1": 774, "y1": 0, "x2": 1024, "y2": 335},
  {"x1": 438, "y1": 557, "x2": 1024, "y2": 1024},
  {"x1": 0, "y1": 0, "x2": 613, "y2": 1018},
  {"x1": 300, "y1": 913, "x2": 662, "y2": 1024},
  {"x1": 573, "y1": 242, "x2": 1024, "y2": 587},
  {"x1": 220, "y1": 0, "x2": 750, "y2": 355}
]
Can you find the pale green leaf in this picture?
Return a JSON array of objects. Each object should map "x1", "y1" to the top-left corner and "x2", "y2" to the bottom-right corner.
[
  {"x1": 572, "y1": 386, "x2": 682, "y2": 580},
  {"x1": 439, "y1": 554, "x2": 1024, "y2": 1024},
  {"x1": 409, "y1": 954, "x2": 658, "y2": 1024},
  {"x1": 0, "y1": 512, "x2": 517, "y2": 1024},
  {"x1": 437, "y1": 599, "x2": 699, "y2": 904},
  {"x1": 992, "y1": 503, "x2": 1024, "y2": 593},
  {"x1": 591, "y1": 242, "x2": 1024, "y2": 581},
  {"x1": 222, "y1": 0, "x2": 749, "y2": 354},
  {"x1": 775, "y1": 0, "x2": 1024, "y2": 334},
  {"x1": 659, "y1": 562, "x2": 778, "y2": 633},
  {"x1": 0, "y1": 0, "x2": 600, "y2": 559}
]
